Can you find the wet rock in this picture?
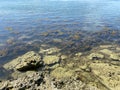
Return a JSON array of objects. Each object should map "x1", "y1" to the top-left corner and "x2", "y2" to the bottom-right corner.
[
  {"x1": 90, "y1": 63, "x2": 120, "y2": 90},
  {"x1": 53, "y1": 38, "x2": 62, "y2": 43},
  {"x1": 88, "y1": 53, "x2": 104, "y2": 60},
  {"x1": 100, "y1": 49, "x2": 113, "y2": 55},
  {"x1": 51, "y1": 67, "x2": 74, "y2": 79},
  {"x1": 4, "y1": 51, "x2": 43, "y2": 71},
  {"x1": 37, "y1": 75, "x2": 59, "y2": 90},
  {"x1": 75, "y1": 52, "x2": 82, "y2": 57},
  {"x1": 43, "y1": 55, "x2": 60, "y2": 68},
  {"x1": 39, "y1": 47, "x2": 60, "y2": 55},
  {"x1": 0, "y1": 72, "x2": 43, "y2": 90},
  {"x1": 60, "y1": 55, "x2": 67, "y2": 60},
  {"x1": 0, "y1": 81, "x2": 8, "y2": 90},
  {"x1": 99, "y1": 45, "x2": 113, "y2": 48},
  {"x1": 110, "y1": 53, "x2": 120, "y2": 61}
]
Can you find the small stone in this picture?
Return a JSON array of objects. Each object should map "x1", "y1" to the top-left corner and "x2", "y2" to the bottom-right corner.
[
  {"x1": 99, "y1": 45, "x2": 113, "y2": 48},
  {"x1": 51, "y1": 67, "x2": 73, "y2": 79},
  {"x1": 75, "y1": 52, "x2": 82, "y2": 57}
]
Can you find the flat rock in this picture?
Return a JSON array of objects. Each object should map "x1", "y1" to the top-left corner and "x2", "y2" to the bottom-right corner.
[
  {"x1": 88, "y1": 53, "x2": 104, "y2": 60},
  {"x1": 110, "y1": 53, "x2": 120, "y2": 61},
  {"x1": 4, "y1": 51, "x2": 43, "y2": 71},
  {"x1": 100, "y1": 49, "x2": 113, "y2": 55},
  {"x1": 90, "y1": 63, "x2": 120, "y2": 90},
  {"x1": 43, "y1": 55, "x2": 60, "y2": 65},
  {"x1": 0, "y1": 72, "x2": 43, "y2": 90},
  {"x1": 39, "y1": 47, "x2": 60, "y2": 55},
  {"x1": 51, "y1": 67, "x2": 74, "y2": 79}
]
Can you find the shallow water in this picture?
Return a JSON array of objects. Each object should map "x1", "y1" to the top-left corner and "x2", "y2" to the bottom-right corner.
[
  {"x1": 0, "y1": 0, "x2": 120, "y2": 43},
  {"x1": 0, "y1": 0, "x2": 120, "y2": 79}
]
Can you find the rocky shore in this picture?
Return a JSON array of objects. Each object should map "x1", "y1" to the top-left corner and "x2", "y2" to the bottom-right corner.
[{"x1": 0, "y1": 44, "x2": 120, "y2": 90}]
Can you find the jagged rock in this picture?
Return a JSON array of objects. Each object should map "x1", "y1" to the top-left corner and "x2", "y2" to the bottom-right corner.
[
  {"x1": 43, "y1": 55, "x2": 60, "y2": 65},
  {"x1": 0, "y1": 72, "x2": 43, "y2": 90},
  {"x1": 0, "y1": 81, "x2": 8, "y2": 90},
  {"x1": 4, "y1": 51, "x2": 43, "y2": 71},
  {"x1": 88, "y1": 53, "x2": 104, "y2": 60},
  {"x1": 36, "y1": 75, "x2": 59, "y2": 90}
]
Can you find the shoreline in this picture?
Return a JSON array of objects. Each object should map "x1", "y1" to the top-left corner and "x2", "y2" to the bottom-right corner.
[{"x1": 0, "y1": 44, "x2": 120, "y2": 90}]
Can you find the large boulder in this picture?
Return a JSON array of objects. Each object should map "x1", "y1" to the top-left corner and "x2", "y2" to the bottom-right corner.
[{"x1": 4, "y1": 51, "x2": 43, "y2": 71}]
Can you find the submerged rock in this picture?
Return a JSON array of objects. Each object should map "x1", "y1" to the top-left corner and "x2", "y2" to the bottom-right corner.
[
  {"x1": 75, "y1": 52, "x2": 82, "y2": 57},
  {"x1": 88, "y1": 53, "x2": 104, "y2": 60},
  {"x1": 4, "y1": 51, "x2": 43, "y2": 71},
  {"x1": 1, "y1": 44, "x2": 120, "y2": 90},
  {"x1": 43, "y1": 55, "x2": 60, "y2": 65},
  {"x1": 39, "y1": 47, "x2": 60, "y2": 55},
  {"x1": 100, "y1": 49, "x2": 113, "y2": 55},
  {"x1": 51, "y1": 67, "x2": 74, "y2": 79},
  {"x1": 110, "y1": 53, "x2": 120, "y2": 61},
  {"x1": 90, "y1": 62, "x2": 120, "y2": 90}
]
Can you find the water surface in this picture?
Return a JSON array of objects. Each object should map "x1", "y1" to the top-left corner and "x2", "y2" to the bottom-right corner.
[{"x1": 0, "y1": 0, "x2": 120, "y2": 71}]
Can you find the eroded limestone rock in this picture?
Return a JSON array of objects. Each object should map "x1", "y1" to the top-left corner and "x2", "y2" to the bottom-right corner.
[
  {"x1": 90, "y1": 63, "x2": 120, "y2": 90},
  {"x1": 43, "y1": 55, "x2": 60, "y2": 65},
  {"x1": 51, "y1": 67, "x2": 74, "y2": 79},
  {"x1": 4, "y1": 51, "x2": 43, "y2": 71}
]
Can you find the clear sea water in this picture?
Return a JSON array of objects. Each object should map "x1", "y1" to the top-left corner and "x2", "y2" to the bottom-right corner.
[
  {"x1": 0, "y1": 0, "x2": 120, "y2": 44},
  {"x1": 0, "y1": 0, "x2": 120, "y2": 79}
]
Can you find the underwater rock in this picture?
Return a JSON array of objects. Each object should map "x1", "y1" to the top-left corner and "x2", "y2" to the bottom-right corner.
[
  {"x1": 4, "y1": 51, "x2": 43, "y2": 71},
  {"x1": 88, "y1": 53, "x2": 104, "y2": 60},
  {"x1": 75, "y1": 52, "x2": 82, "y2": 57},
  {"x1": 90, "y1": 62, "x2": 120, "y2": 90},
  {"x1": 39, "y1": 47, "x2": 60, "y2": 55},
  {"x1": 110, "y1": 53, "x2": 120, "y2": 61},
  {"x1": 43, "y1": 55, "x2": 60, "y2": 65},
  {"x1": 51, "y1": 67, "x2": 74, "y2": 79},
  {"x1": 60, "y1": 55, "x2": 67, "y2": 60},
  {"x1": 100, "y1": 49, "x2": 113, "y2": 55}
]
